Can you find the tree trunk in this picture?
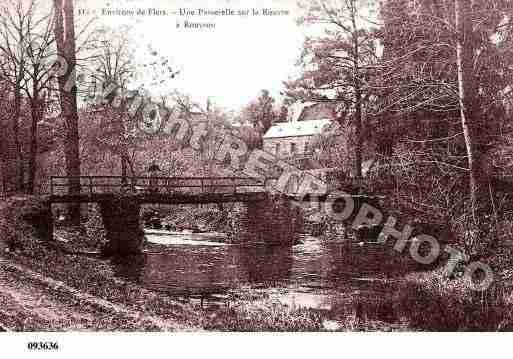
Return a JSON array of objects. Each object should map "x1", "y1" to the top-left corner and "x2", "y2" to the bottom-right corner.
[
  {"x1": 2, "y1": 94, "x2": 22, "y2": 194},
  {"x1": 53, "y1": 0, "x2": 81, "y2": 225},
  {"x1": 351, "y1": 1, "x2": 363, "y2": 182},
  {"x1": 27, "y1": 95, "x2": 40, "y2": 194},
  {"x1": 121, "y1": 155, "x2": 127, "y2": 184},
  {"x1": 115, "y1": 112, "x2": 129, "y2": 185},
  {"x1": 13, "y1": 89, "x2": 23, "y2": 191},
  {"x1": 455, "y1": 0, "x2": 490, "y2": 227},
  {"x1": 354, "y1": 85, "x2": 363, "y2": 181}
]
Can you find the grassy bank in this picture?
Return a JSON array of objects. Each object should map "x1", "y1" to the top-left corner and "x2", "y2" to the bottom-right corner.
[
  {"x1": 0, "y1": 241, "x2": 407, "y2": 331},
  {"x1": 5, "y1": 238, "x2": 513, "y2": 331},
  {"x1": 3, "y1": 198, "x2": 513, "y2": 331}
]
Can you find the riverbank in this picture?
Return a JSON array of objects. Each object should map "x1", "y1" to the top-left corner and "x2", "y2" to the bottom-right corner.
[
  {"x1": 0, "y1": 239, "x2": 331, "y2": 331},
  {"x1": 0, "y1": 242, "x2": 200, "y2": 331},
  {"x1": 0, "y1": 240, "x2": 404, "y2": 331},
  {"x1": 0, "y1": 257, "x2": 186, "y2": 331},
  {"x1": 3, "y1": 235, "x2": 513, "y2": 331},
  {"x1": 3, "y1": 199, "x2": 513, "y2": 331}
]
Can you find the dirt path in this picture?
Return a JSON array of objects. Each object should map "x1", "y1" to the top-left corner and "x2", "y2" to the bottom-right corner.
[
  {"x1": 0, "y1": 259, "x2": 196, "y2": 331},
  {"x1": 0, "y1": 270, "x2": 98, "y2": 331}
]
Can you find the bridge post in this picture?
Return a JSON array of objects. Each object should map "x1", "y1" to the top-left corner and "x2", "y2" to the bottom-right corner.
[
  {"x1": 99, "y1": 196, "x2": 144, "y2": 256},
  {"x1": 1, "y1": 196, "x2": 53, "y2": 244},
  {"x1": 239, "y1": 194, "x2": 304, "y2": 246}
]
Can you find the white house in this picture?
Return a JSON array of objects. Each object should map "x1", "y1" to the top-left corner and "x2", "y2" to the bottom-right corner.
[
  {"x1": 263, "y1": 119, "x2": 331, "y2": 158},
  {"x1": 263, "y1": 102, "x2": 335, "y2": 158}
]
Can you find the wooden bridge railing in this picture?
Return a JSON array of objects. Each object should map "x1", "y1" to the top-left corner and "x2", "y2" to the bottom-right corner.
[{"x1": 49, "y1": 176, "x2": 269, "y2": 196}]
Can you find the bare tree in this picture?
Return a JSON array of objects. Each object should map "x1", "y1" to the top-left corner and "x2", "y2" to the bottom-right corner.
[
  {"x1": 0, "y1": 0, "x2": 32, "y2": 191},
  {"x1": 82, "y1": 27, "x2": 180, "y2": 184},
  {"x1": 22, "y1": 5, "x2": 56, "y2": 194},
  {"x1": 454, "y1": 0, "x2": 480, "y2": 224},
  {"x1": 376, "y1": 0, "x2": 513, "y2": 241},
  {"x1": 89, "y1": 27, "x2": 137, "y2": 183}
]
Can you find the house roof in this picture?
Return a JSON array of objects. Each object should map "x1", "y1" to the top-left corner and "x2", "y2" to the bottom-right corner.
[
  {"x1": 287, "y1": 102, "x2": 336, "y2": 122},
  {"x1": 263, "y1": 119, "x2": 331, "y2": 139},
  {"x1": 297, "y1": 103, "x2": 336, "y2": 122}
]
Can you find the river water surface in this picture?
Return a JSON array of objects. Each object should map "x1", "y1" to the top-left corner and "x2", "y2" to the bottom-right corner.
[{"x1": 111, "y1": 231, "x2": 433, "y2": 323}]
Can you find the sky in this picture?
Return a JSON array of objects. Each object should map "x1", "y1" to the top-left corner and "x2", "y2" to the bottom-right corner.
[{"x1": 77, "y1": 0, "x2": 306, "y2": 111}]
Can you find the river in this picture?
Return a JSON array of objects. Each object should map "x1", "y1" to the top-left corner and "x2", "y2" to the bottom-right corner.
[{"x1": 110, "y1": 230, "x2": 434, "y2": 326}]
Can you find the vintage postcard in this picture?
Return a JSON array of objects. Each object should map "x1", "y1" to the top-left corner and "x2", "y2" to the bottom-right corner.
[{"x1": 0, "y1": 0, "x2": 512, "y2": 356}]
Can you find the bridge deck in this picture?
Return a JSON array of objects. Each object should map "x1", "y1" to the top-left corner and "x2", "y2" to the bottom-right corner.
[
  {"x1": 45, "y1": 176, "x2": 384, "y2": 205},
  {"x1": 47, "y1": 176, "x2": 270, "y2": 204},
  {"x1": 48, "y1": 191, "x2": 268, "y2": 204}
]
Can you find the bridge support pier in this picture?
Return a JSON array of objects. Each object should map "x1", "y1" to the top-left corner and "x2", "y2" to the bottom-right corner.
[
  {"x1": 99, "y1": 198, "x2": 144, "y2": 256},
  {"x1": 22, "y1": 199, "x2": 53, "y2": 242},
  {"x1": 240, "y1": 194, "x2": 304, "y2": 246},
  {"x1": 0, "y1": 196, "x2": 53, "y2": 252}
]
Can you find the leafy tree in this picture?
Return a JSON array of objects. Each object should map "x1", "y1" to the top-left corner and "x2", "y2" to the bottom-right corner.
[
  {"x1": 242, "y1": 90, "x2": 277, "y2": 134},
  {"x1": 285, "y1": 0, "x2": 380, "y2": 180},
  {"x1": 278, "y1": 105, "x2": 289, "y2": 123}
]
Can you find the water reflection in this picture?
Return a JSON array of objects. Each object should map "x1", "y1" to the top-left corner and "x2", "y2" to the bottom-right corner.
[
  {"x1": 111, "y1": 239, "x2": 294, "y2": 296},
  {"x1": 111, "y1": 233, "x2": 431, "y2": 306},
  {"x1": 238, "y1": 245, "x2": 293, "y2": 287}
]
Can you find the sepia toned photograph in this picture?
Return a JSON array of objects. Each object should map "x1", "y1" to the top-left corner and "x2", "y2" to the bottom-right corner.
[{"x1": 0, "y1": 0, "x2": 513, "y2": 346}]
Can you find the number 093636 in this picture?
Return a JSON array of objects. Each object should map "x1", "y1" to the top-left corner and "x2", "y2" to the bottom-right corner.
[{"x1": 27, "y1": 342, "x2": 59, "y2": 351}]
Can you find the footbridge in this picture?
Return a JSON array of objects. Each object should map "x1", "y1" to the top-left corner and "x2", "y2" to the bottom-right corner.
[
  {"x1": 48, "y1": 176, "x2": 271, "y2": 205},
  {"x1": 43, "y1": 176, "x2": 303, "y2": 255}
]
